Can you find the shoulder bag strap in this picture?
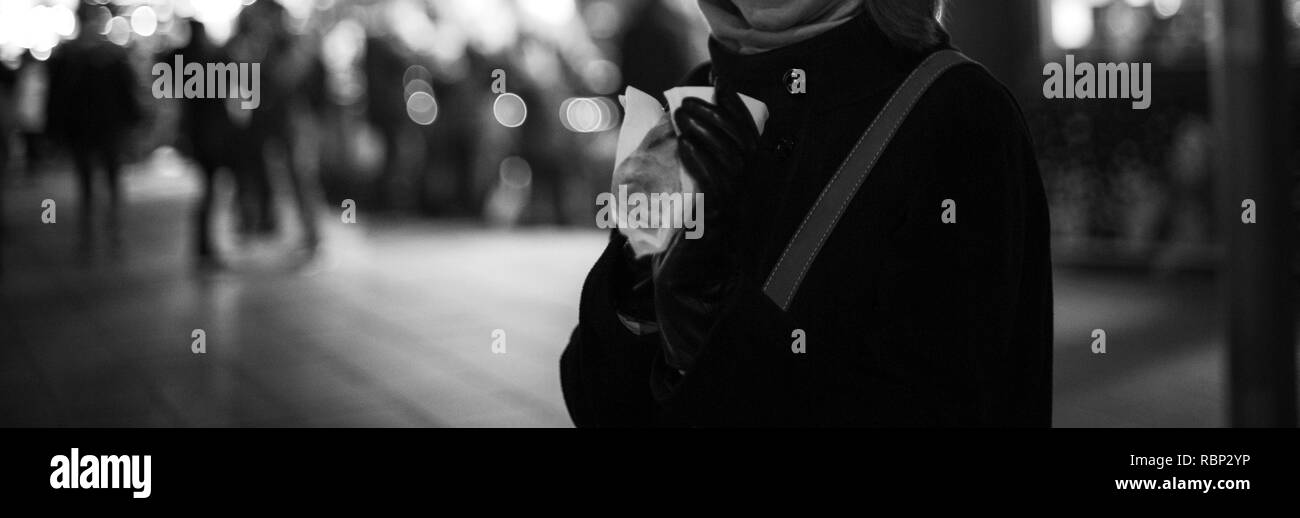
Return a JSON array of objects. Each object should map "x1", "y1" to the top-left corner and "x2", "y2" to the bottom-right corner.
[{"x1": 762, "y1": 49, "x2": 977, "y2": 311}]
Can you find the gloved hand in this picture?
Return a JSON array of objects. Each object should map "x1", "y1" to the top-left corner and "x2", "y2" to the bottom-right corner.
[
  {"x1": 610, "y1": 238, "x2": 659, "y2": 337},
  {"x1": 652, "y1": 84, "x2": 760, "y2": 376}
]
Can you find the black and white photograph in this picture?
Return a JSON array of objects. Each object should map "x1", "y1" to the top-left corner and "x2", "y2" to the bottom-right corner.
[{"x1": 0, "y1": 0, "x2": 1296, "y2": 503}]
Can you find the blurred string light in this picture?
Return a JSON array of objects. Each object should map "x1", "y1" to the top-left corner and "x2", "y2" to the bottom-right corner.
[
  {"x1": 486, "y1": 156, "x2": 532, "y2": 226},
  {"x1": 153, "y1": 1, "x2": 174, "y2": 24},
  {"x1": 424, "y1": 18, "x2": 469, "y2": 83},
  {"x1": 1292, "y1": 0, "x2": 1300, "y2": 28},
  {"x1": 404, "y1": 65, "x2": 438, "y2": 125},
  {"x1": 498, "y1": 156, "x2": 532, "y2": 189},
  {"x1": 559, "y1": 96, "x2": 618, "y2": 133},
  {"x1": 0, "y1": 1, "x2": 76, "y2": 62},
  {"x1": 279, "y1": 0, "x2": 314, "y2": 34},
  {"x1": 29, "y1": 5, "x2": 63, "y2": 51},
  {"x1": 1051, "y1": 0, "x2": 1094, "y2": 49},
  {"x1": 582, "y1": 0, "x2": 621, "y2": 40},
  {"x1": 493, "y1": 92, "x2": 527, "y2": 128},
  {"x1": 1103, "y1": 0, "x2": 1150, "y2": 48},
  {"x1": 387, "y1": 0, "x2": 437, "y2": 53},
  {"x1": 581, "y1": 58, "x2": 621, "y2": 95},
  {"x1": 1152, "y1": 0, "x2": 1181, "y2": 19},
  {"x1": 0, "y1": 0, "x2": 251, "y2": 59},
  {"x1": 402, "y1": 64, "x2": 432, "y2": 97},
  {"x1": 105, "y1": 15, "x2": 131, "y2": 46},
  {"x1": 52, "y1": 4, "x2": 76, "y2": 37},
  {"x1": 130, "y1": 5, "x2": 158, "y2": 37},
  {"x1": 406, "y1": 91, "x2": 438, "y2": 125},
  {"x1": 437, "y1": 0, "x2": 517, "y2": 55},
  {"x1": 517, "y1": 0, "x2": 575, "y2": 28},
  {"x1": 176, "y1": 0, "x2": 245, "y2": 44}
]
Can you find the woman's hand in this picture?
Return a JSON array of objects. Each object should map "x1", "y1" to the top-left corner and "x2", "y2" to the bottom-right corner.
[
  {"x1": 651, "y1": 85, "x2": 760, "y2": 376},
  {"x1": 674, "y1": 85, "x2": 760, "y2": 229}
]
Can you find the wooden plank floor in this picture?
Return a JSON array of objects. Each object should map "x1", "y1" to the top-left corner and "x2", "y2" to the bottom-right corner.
[
  {"x1": 2, "y1": 157, "x2": 1279, "y2": 427},
  {"x1": 0, "y1": 157, "x2": 603, "y2": 427}
]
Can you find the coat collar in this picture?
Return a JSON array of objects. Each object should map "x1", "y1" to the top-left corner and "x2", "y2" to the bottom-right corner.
[{"x1": 706, "y1": 10, "x2": 949, "y2": 112}]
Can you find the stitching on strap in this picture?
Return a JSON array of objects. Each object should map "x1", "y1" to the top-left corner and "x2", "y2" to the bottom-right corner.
[{"x1": 763, "y1": 51, "x2": 971, "y2": 310}]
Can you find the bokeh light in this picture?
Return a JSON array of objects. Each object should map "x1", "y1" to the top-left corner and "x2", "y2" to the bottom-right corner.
[
  {"x1": 439, "y1": 0, "x2": 518, "y2": 55},
  {"x1": 406, "y1": 91, "x2": 438, "y2": 126},
  {"x1": 130, "y1": 5, "x2": 158, "y2": 37},
  {"x1": 559, "y1": 96, "x2": 619, "y2": 133},
  {"x1": 52, "y1": 4, "x2": 75, "y2": 37},
  {"x1": 1153, "y1": 0, "x2": 1181, "y2": 19},
  {"x1": 517, "y1": 0, "x2": 576, "y2": 28},
  {"x1": 183, "y1": 0, "x2": 244, "y2": 44},
  {"x1": 402, "y1": 65, "x2": 433, "y2": 97},
  {"x1": 581, "y1": 59, "x2": 621, "y2": 95},
  {"x1": 105, "y1": 15, "x2": 131, "y2": 46},
  {"x1": 493, "y1": 92, "x2": 527, "y2": 128},
  {"x1": 498, "y1": 156, "x2": 533, "y2": 189},
  {"x1": 1051, "y1": 0, "x2": 1095, "y2": 49},
  {"x1": 582, "y1": 0, "x2": 621, "y2": 39}
]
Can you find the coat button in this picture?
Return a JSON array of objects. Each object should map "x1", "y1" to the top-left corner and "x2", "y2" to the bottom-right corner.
[
  {"x1": 783, "y1": 68, "x2": 806, "y2": 95},
  {"x1": 774, "y1": 137, "x2": 796, "y2": 158}
]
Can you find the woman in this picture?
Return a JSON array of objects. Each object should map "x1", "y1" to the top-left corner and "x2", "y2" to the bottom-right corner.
[{"x1": 561, "y1": 0, "x2": 1053, "y2": 426}]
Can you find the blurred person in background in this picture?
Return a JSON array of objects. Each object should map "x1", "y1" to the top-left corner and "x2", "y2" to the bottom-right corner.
[
  {"x1": 228, "y1": 0, "x2": 322, "y2": 255},
  {"x1": 361, "y1": 11, "x2": 409, "y2": 210},
  {"x1": 0, "y1": 60, "x2": 12, "y2": 278},
  {"x1": 512, "y1": 33, "x2": 580, "y2": 225},
  {"x1": 14, "y1": 54, "x2": 50, "y2": 181},
  {"x1": 561, "y1": 0, "x2": 1053, "y2": 426},
  {"x1": 0, "y1": 62, "x2": 12, "y2": 177},
  {"x1": 419, "y1": 51, "x2": 484, "y2": 216},
  {"x1": 413, "y1": 24, "x2": 483, "y2": 217},
  {"x1": 167, "y1": 20, "x2": 239, "y2": 269},
  {"x1": 46, "y1": 2, "x2": 141, "y2": 256}
]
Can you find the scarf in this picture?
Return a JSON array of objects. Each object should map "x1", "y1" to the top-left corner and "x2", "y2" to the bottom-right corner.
[{"x1": 697, "y1": 0, "x2": 865, "y2": 55}]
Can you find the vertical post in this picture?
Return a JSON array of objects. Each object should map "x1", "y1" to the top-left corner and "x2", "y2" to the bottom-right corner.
[{"x1": 1207, "y1": 0, "x2": 1296, "y2": 427}]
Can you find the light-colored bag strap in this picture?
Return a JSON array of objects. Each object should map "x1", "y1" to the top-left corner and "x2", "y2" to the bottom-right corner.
[{"x1": 763, "y1": 50, "x2": 977, "y2": 310}]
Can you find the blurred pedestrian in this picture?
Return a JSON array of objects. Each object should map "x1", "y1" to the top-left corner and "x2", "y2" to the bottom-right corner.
[
  {"x1": 0, "y1": 61, "x2": 13, "y2": 177},
  {"x1": 0, "y1": 60, "x2": 13, "y2": 278},
  {"x1": 46, "y1": 3, "x2": 141, "y2": 255},
  {"x1": 167, "y1": 20, "x2": 238, "y2": 268},
  {"x1": 362, "y1": 25, "x2": 408, "y2": 209},
  {"x1": 14, "y1": 54, "x2": 50, "y2": 180},
  {"x1": 511, "y1": 35, "x2": 579, "y2": 224},
  {"x1": 228, "y1": 0, "x2": 321, "y2": 254}
]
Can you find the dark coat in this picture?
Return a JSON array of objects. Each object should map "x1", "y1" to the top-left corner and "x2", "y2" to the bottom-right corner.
[
  {"x1": 561, "y1": 13, "x2": 1053, "y2": 427},
  {"x1": 169, "y1": 32, "x2": 236, "y2": 168},
  {"x1": 45, "y1": 37, "x2": 140, "y2": 146}
]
